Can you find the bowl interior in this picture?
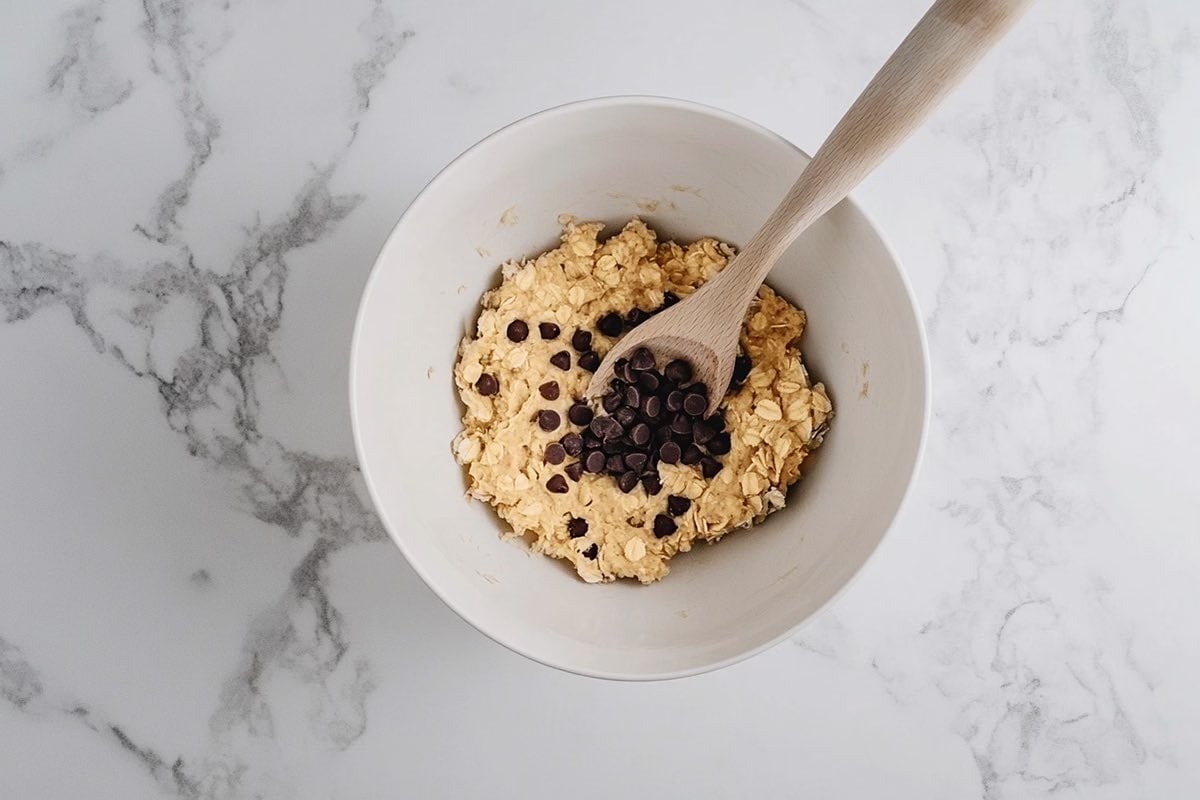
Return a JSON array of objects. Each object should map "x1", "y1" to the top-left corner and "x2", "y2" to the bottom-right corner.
[{"x1": 351, "y1": 98, "x2": 927, "y2": 679}]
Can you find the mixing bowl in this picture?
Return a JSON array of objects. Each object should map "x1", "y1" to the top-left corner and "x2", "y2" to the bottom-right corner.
[{"x1": 350, "y1": 96, "x2": 929, "y2": 679}]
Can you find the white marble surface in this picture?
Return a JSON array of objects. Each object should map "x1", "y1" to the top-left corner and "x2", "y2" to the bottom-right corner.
[{"x1": 2, "y1": 0, "x2": 1198, "y2": 796}]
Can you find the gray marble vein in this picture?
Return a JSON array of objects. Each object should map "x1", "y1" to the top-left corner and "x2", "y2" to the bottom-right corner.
[
  {"x1": 0, "y1": 635, "x2": 200, "y2": 795},
  {"x1": 47, "y1": 0, "x2": 134, "y2": 117},
  {"x1": 0, "y1": 637, "x2": 44, "y2": 711},
  {"x1": 1, "y1": 0, "x2": 134, "y2": 174},
  {"x1": 351, "y1": 0, "x2": 415, "y2": 125},
  {"x1": 137, "y1": 0, "x2": 228, "y2": 244}
]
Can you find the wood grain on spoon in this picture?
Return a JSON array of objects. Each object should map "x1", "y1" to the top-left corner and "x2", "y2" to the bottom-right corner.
[{"x1": 586, "y1": 0, "x2": 1034, "y2": 413}]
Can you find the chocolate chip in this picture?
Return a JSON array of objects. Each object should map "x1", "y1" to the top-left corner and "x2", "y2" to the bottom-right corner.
[
  {"x1": 626, "y1": 308, "x2": 648, "y2": 328},
  {"x1": 565, "y1": 462, "x2": 584, "y2": 482},
  {"x1": 537, "y1": 410, "x2": 560, "y2": 431},
  {"x1": 590, "y1": 416, "x2": 613, "y2": 439},
  {"x1": 641, "y1": 395, "x2": 662, "y2": 419},
  {"x1": 546, "y1": 474, "x2": 568, "y2": 493},
  {"x1": 538, "y1": 322, "x2": 560, "y2": 340},
  {"x1": 567, "y1": 517, "x2": 589, "y2": 537},
  {"x1": 583, "y1": 543, "x2": 599, "y2": 559},
  {"x1": 506, "y1": 320, "x2": 529, "y2": 342},
  {"x1": 732, "y1": 354, "x2": 752, "y2": 387},
  {"x1": 653, "y1": 514, "x2": 677, "y2": 538},
  {"x1": 561, "y1": 432, "x2": 584, "y2": 456},
  {"x1": 618, "y1": 360, "x2": 637, "y2": 384},
  {"x1": 578, "y1": 351, "x2": 600, "y2": 372},
  {"x1": 664, "y1": 359, "x2": 692, "y2": 383},
  {"x1": 568, "y1": 403, "x2": 593, "y2": 427},
  {"x1": 683, "y1": 393, "x2": 707, "y2": 417},
  {"x1": 693, "y1": 420, "x2": 717, "y2": 445},
  {"x1": 661, "y1": 291, "x2": 680, "y2": 308},
  {"x1": 670, "y1": 414, "x2": 693, "y2": 437},
  {"x1": 539, "y1": 381, "x2": 560, "y2": 400},
  {"x1": 544, "y1": 443, "x2": 566, "y2": 464},
  {"x1": 475, "y1": 373, "x2": 499, "y2": 396},
  {"x1": 579, "y1": 360, "x2": 732, "y2": 496},
  {"x1": 667, "y1": 495, "x2": 692, "y2": 516},
  {"x1": 707, "y1": 431, "x2": 732, "y2": 455},
  {"x1": 700, "y1": 457, "x2": 723, "y2": 479},
  {"x1": 629, "y1": 347, "x2": 656, "y2": 372},
  {"x1": 550, "y1": 350, "x2": 571, "y2": 370},
  {"x1": 598, "y1": 312, "x2": 623, "y2": 337},
  {"x1": 630, "y1": 422, "x2": 651, "y2": 446},
  {"x1": 595, "y1": 417, "x2": 624, "y2": 441},
  {"x1": 571, "y1": 329, "x2": 593, "y2": 352}
]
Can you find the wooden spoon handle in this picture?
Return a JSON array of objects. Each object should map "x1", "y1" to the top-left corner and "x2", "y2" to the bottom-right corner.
[{"x1": 721, "y1": 0, "x2": 1033, "y2": 303}]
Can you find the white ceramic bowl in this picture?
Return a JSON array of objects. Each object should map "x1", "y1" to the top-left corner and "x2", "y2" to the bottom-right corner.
[{"x1": 351, "y1": 97, "x2": 929, "y2": 680}]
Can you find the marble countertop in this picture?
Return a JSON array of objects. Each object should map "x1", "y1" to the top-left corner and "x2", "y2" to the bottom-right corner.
[{"x1": 3, "y1": 0, "x2": 1198, "y2": 797}]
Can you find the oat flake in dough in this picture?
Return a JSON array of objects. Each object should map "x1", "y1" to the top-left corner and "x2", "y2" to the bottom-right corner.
[{"x1": 453, "y1": 219, "x2": 832, "y2": 584}]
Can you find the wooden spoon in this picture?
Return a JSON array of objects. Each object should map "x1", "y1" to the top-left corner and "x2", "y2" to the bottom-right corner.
[{"x1": 587, "y1": 0, "x2": 1033, "y2": 413}]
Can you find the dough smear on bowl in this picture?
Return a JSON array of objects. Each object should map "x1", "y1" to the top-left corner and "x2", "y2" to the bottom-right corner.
[{"x1": 453, "y1": 219, "x2": 832, "y2": 583}]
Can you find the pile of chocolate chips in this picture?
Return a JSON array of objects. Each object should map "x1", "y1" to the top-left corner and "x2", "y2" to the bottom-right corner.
[
  {"x1": 578, "y1": 347, "x2": 730, "y2": 489},
  {"x1": 560, "y1": 346, "x2": 752, "y2": 540}
]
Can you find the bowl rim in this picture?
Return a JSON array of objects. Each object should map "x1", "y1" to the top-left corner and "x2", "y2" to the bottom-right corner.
[{"x1": 349, "y1": 94, "x2": 932, "y2": 681}]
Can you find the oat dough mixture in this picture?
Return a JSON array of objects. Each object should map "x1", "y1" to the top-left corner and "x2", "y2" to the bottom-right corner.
[{"x1": 453, "y1": 219, "x2": 832, "y2": 583}]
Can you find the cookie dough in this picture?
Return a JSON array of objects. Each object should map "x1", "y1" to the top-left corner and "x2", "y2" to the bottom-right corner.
[{"x1": 453, "y1": 219, "x2": 832, "y2": 583}]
